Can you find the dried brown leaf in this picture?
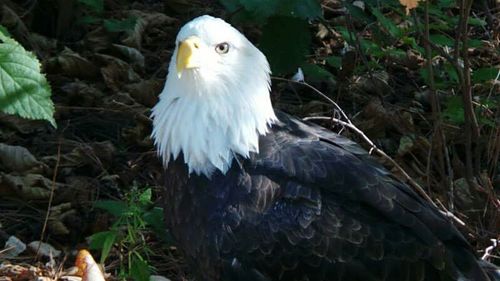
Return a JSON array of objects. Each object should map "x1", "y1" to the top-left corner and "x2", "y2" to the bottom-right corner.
[
  {"x1": 0, "y1": 173, "x2": 62, "y2": 200},
  {"x1": 111, "y1": 44, "x2": 145, "y2": 70},
  {"x1": 125, "y1": 79, "x2": 162, "y2": 107},
  {"x1": 96, "y1": 54, "x2": 141, "y2": 92},
  {"x1": 84, "y1": 27, "x2": 112, "y2": 53},
  {"x1": 61, "y1": 81, "x2": 104, "y2": 107},
  {"x1": 122, "y1": 10, "x2": 178, "y2": 49},
  {"x1": 0, "y1": 143, "x2": 44, "y2": 173},
  {"x1": 0, "y1": 114, "x2": 47, "y2": 134},
  {"x1": 1, "y1": 5, "x2": 34, "y2": 52},
  {"x1": 399, "y1": 0, "x2": 420, "y2": 15},
  {"x1": 46, "y1": 48, "x2": 100, "y2": 79}
]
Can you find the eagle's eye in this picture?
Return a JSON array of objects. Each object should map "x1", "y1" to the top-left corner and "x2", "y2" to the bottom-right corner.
[{"x1": 215, "y1": 42, "x2": 230, "y2": 54}]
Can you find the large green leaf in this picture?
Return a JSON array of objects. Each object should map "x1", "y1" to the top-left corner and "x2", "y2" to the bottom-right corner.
[
  {"x1": 89, "y1": 230, "x2": 118, "y2": 263},
  {"x1": 94, "y1": 200, "x2": 129, "y2": 217},
  {"x1": 443, "y1": 96, "x2": 464, "y2": 125},
  {"x1": 429, "y1": 34, "x2": 454, "y2": 47},
  {"x1": 260, "y1": 17, "x2": 311, "y2": 74},
  {"x1": 300, "y1": 63, "x2": 335, "y2": 82},
  {"x1": 369, "y1": 5, "x2": 403, "y2": 39},
  {"x1": 472, "y1": 67, "x2": 499, "y2": 84},
  {"x1": 0, "y1": 31, "x2": 55, "y2": 127},
  {"x1": 130, "y1": 254, "x2": 150, "y2": 281}
]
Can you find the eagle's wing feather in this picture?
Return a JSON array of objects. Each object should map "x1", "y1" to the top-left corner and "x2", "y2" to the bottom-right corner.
[{"x1": 216, "y1": 111, "x2": 487, "y2": 281}]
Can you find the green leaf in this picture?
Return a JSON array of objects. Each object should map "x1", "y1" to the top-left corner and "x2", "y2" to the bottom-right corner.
[
  {"x1": 103, "y1": 17, "x2": 137, "y2": 33},
  {"x1": 130, "y1": 254, "x2": 150, "y2": 281},
  {"x1": 443, "y1": 96, "x2": 464, "y2": 125},
  {"x1": 143, "y1": 207, "x2": 165, "y2": 237},
  {"x1": 300, "y1": 63, "x2": 335, "y2": 82},
  {"x1": 89, "y1": 230, "x2": 118, "y2": 263},
  {"x1": 138, "y1": 188, "x2": 152, "y2": 205},
  {"x1": 260, "y1": 16, "x2": 310, "y2": 74},
  {"x1": 467, "y1": 39, "x2": 483, "y2": 48},
  {"x1": 468, "y1": 17, "x2": 486, "y2": 27},
  {"x1": 326, "y1": 56, "x2": 342, "y2": 68},
  {"x1": 0, "y1": 25, "x2": 11, "y2": 37},
  {"x1": 385, "y1": 48, "x2": 407, "y2": 59},
  {"x1": 0, "y1": 33, "x2": 56, "y2": 127},
  {"x1": 78, "y1": 0, "x2": 104, "y2": 13},
  {"x1": 402, "y1": 36, "x2": 425, "y2": 54},
  {"x1": 369, "y1": 5, "x2": 403, "y2": 39},
  {"x1": 472, "y1": 67, "x2": 499, "y2": 83},
  {"x1": 94, "y1": 200, "x2": 129, "y2": 217},
  {"x1": 444, "y1": 62, "x2": 459, "y2": 83},
  {"x1": 429, "y1": 34, "x2": 454, "y2": 47},
  {"x1": 359, "y1": 38, "x2": 384, "y2": 58}
]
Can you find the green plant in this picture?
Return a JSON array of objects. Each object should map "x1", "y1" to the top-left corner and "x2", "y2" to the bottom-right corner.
[
  {"x1": 89, "y1": 186, "x2": 164, "y2": 281},
  {"x1": 77, "y1": 0, "x2": 137, "y2": 33},
  {"x1": 0, "y1": 25, "x2": 55, "y2": 126}
]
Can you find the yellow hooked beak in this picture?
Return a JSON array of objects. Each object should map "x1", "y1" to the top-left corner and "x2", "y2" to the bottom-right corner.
[{"x1": 176, "y1": 36, "x2": 201, "y2": 78}]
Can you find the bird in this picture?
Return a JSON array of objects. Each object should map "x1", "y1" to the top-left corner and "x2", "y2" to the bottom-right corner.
[{"x1": 151, "y1": 15, "x2": 500, "y2": 281}]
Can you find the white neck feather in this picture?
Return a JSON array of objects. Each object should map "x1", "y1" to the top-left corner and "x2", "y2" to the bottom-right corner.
[{"x1": 151, "y1": 55, "x2": 277, "y2": 177}]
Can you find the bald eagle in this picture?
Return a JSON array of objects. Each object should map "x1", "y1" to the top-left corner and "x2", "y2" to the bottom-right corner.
[{"x1": 151, "y1": 15, "x2": 499, "y2": 281}]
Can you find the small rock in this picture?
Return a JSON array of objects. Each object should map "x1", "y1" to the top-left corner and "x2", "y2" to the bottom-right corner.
[
  {"x1": 28, "y1": 241, "x2": 61, "y2": 257},
  {"x1": 3, "y1": 236, "x2": 26, "y2": 257}
]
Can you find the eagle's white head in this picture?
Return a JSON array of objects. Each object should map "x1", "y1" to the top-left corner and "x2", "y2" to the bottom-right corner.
[{"x1": 151, "y1": 15, "x2": 277, "y2": 177}]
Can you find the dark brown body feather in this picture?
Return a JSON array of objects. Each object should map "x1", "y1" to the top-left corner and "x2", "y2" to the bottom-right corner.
[{"x1": 162, "y1": 111, "x2": 493, "y2": 281}]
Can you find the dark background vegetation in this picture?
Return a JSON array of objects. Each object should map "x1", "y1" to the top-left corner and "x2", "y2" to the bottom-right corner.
[{"x1": 0, "y1": 0, "x2": 499, "y2": 280}]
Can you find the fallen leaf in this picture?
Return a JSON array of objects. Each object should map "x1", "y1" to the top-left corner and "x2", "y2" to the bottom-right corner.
[
  {"x1": 47, "y1": 203, "x2": 76, "y2": 235},
  {"x1": 0, "y1": 113, "x2": 47, "y2": 134},
  {"x1": 46, "y1": 48, "x2": 100, "y2": 79},
  {"x1": 125, "y1": 79, "x2": 162, "y2": 107},
  {"x1": 96, "y1": 54, "x2": 141, "y2": 92},
  {"x1": 0, "y1": 143, "x2": 44, "y2": 173},
  {"x1": 0, "y1": 5, "x2": 35, "y2": 54},
  {"x1": 122, "y1": 10, "x2": 177, "y2": 49},
  {"x1": 111, "y1": 44, "x2": 145, "y2": 71},
  {"x1": 84, "y1": 27, "x2": 112, "y2": 53},
  {"x1": 399, "y1": 0, "x2": 420, "y2": 15},
  {"x1": 61, "y1": 81, "x2": 104, "y2": 107},
  {"x1": 0, "y1": 173, "x2": 56, "y2": 200}
]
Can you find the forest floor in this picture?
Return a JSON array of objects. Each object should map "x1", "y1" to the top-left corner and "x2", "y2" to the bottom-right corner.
[{"x1": 0, "y1": 0, "x2": 499, "y2": 281}]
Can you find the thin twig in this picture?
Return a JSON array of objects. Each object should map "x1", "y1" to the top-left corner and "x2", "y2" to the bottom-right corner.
[
  {"x1": 271, "y1": 77, "x2": 352, "y2": 124},
  {"x1": 420, "y1": 2, "x2": 454, "y2": 211},
  {"x1": 459, "y1": 0, "x2": 481, "y2": 185},
  {"x1": 36, "y1": 141, "x2": 61, "y2": 260},
  {"x1": 481, "y1": 239, "x2": 499, "y2": 261},
  {"x1": 303, "y1": 116, "x2": 440, "y2": 208}
]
